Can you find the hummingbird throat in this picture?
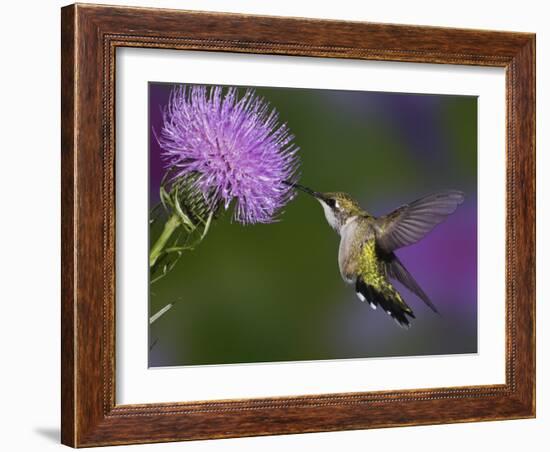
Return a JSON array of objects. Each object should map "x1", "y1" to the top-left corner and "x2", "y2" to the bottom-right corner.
[{"x1": 319, "y1": 200, "x2": 341, "y2": 232}]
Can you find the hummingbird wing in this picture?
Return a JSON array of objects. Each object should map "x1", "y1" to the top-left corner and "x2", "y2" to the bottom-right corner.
[
  {"x1": 355, "y1": 237, "x2": 415, "y2": 328},
  {"x1": 382, "y1": 254, "x2": 438, "y2": 313},
  {"x1": 375, "y1": 190, "x2": 465, "y2": 253}
]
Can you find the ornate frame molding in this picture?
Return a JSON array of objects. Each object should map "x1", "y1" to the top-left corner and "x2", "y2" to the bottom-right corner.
[{"x1": 61, "y1": 4, "x2": 535, "y2": 447}]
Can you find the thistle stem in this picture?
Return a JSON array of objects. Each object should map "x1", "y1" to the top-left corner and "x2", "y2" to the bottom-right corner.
[
  {"x1": 149, "y1": 213, "x2": 180, "y2": 268},
  {"x1": 149, "y1": 302, "x2": 177, "y2": 324}
]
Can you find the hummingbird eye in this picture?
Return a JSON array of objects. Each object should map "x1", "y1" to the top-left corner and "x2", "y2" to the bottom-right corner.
[{"x1": 326, "y1": 198, "x2": 337, "y2": 209}]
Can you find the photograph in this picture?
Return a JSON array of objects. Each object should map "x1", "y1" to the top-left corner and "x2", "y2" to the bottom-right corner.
[
  {"x1": 48, "y1": 1, "x2": 537, "y2": 448},
  {"x1": 0, "y1": 0, "x2": 542, "y2": 448},
  {"x1": 148, "y1": 82, "x2": 477, "y2": 367}
]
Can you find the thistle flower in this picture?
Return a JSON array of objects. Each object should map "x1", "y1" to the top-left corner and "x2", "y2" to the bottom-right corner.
[{"x1": 158, "y1": 85, "x2": 300, "y2": 224}]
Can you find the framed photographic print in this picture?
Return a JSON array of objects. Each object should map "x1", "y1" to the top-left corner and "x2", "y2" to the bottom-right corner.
[{"x1": 61, "y1": 3, "x2": 536, "y2": 447}]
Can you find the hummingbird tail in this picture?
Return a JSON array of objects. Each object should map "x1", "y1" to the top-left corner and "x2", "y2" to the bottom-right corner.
[{"x1": 356, "y1": 277, "x2": 415, "y2": 328}]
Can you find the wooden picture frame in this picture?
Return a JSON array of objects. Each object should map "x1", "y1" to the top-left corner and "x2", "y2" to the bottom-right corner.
[{"x1": 61, "y1": 3, "x2": 535, "y2": 447}]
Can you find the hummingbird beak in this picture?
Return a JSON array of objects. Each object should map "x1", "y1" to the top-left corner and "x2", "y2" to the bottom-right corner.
[{"x1": 283, "y1": 181, "x2": 327, "y2": 202}]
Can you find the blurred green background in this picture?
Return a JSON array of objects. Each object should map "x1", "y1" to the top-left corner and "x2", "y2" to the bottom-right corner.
[{"x1": 148, "y1": 83, "x2": 478, "y2": 367}]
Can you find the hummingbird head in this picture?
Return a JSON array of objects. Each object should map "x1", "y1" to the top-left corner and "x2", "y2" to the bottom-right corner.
[{"x1": 286, "y1": 182, "x2": 364, "y2": 233}]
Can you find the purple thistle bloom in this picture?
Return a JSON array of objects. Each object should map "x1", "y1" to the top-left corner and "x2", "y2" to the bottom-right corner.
[{"x1": 158, "y1": 85, "x2": 300, "y2": 224}]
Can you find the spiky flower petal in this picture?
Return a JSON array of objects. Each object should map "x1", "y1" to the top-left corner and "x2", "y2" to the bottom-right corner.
[{"x1": 158, "y1": 85, "x2": 300, "y2": 224}]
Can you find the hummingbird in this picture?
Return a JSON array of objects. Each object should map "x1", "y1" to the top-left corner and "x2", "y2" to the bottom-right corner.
[{"x1": 287, "y1": 182, "x2": 465, "y2": 328}]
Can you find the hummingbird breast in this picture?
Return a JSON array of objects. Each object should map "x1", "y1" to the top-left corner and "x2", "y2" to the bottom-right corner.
[{"x1": 338, "y1": 216, "x2": 375, "y2": 283}]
